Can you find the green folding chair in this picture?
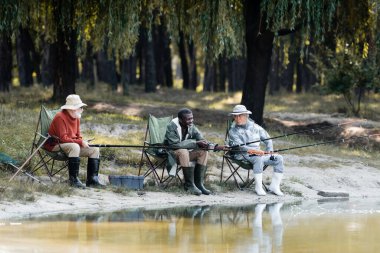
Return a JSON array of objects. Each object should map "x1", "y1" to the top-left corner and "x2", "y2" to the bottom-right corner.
[
  {"x1": 26, "y1": 105, "x2": 69, "y2": 182},
  {"x1": 220, "y1": 118, "x2": 268, "y2": 190},
  {"x1": 138, "y1": 114, "x2": 182, "y2": 187}
]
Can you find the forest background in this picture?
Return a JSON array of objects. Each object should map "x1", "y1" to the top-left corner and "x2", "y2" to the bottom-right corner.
[{"x1": 0, "y1": 1, "x2": 379, "y2": 202}]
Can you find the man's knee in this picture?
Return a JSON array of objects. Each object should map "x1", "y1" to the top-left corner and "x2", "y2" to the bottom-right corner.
[
  {"x1": 175, "y1": 149, "x2": 190, "y2": 165},
  {"x1": 273, "y1": 154, "x2": 284, "y2": 173},
  {"x1": 197, "y1": 150, "x2": 208, "y2": 164},
  {"x1": 66, "y1": 143, "x2": 81, "y2": 157},
  {"x1": 176, "y1": 149, "x2": 190, "y2": 159},
  {"x1": 250, "y1": 156, "x2": 264, "y2": 174},
  {"x1": 89, "y1": 147, "x2": 100, "y2": 158},
  {"x1": 273, "y1": 155, "x2": 283, "y2": 166}
]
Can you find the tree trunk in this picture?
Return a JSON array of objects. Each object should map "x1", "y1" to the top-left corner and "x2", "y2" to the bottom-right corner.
[
  {"x1": 281, "y1": 34, "x2": 296, "y2": 92},
  {"x1": 52, "y1": 1, "x2": 77, "y2": 103},
  {"x1": 178, "y1": 31, "x2": 189, "y2": 89},
  {"x1": 241, "y1": 0, "x2": 274, "y2": 126},
  {"x1": 41, "y1": 42, "x2": 57, "y2": 87},
  {"x1": 53, "y1": 27, "x2": 77, "y2": 103},
  {"x1": 217, "y1": 56, "x2": 226, "y2": 92},
  {"x1": 153, "y1": 21, "x2": 173, "y2": 88},
  {"x1": 29, "y1": 32, "x2": 42, "y2": 84},
  {"x1": 82, "y1": 42, "x2": 95, "y2": 89},
  {"x1": 163, "y1": 37, "x2": 173, "y2": 88},
  {"x1": 203, "y1": 62, "x2": 216, "y2": 92},
  {"x1": 227, "y1": 58, "x2": 246, "y2": 92},
  {"x1": 268, "y1": 44, "x2": 281, "y2": 95},
  {"x1": 153, "y1": 24, "x2": 165, "y2": 87},
  {"x1": 95, "y1": 50, "x2": 118, "y2": 91},
  {"x1": 188, "y1": 41, "x2": 197, "y2": 90},
  {"x1": 16, "y1": 27, "x2": 34, "y2": 87},
  {"x1": 120, "y1": 58, "x2": 129, "y2": 95},
  {"x1": 0, "y1": 33, "x2": 12, "y2": 92},
  {"x1": 157, "y1": 17, "x2": 173, "y2": 88},
  {"x1": 296, "y1": 60, "x2": 304, "y2": 93},
  {"x1": 137, "y1": 29, "x2": 145, "y2": 86},
  {"x1": 120, "y1": 54, "x2": 137, "y2": 95},
  {"x1": 144, "y1": 29, "x2": 156, "y2": 93}
]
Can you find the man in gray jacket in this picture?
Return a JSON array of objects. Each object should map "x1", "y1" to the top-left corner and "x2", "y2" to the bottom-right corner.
[
  {"x1": 164, "y1": 108, "x2": 211, "y2": 195},
  {"x1": 228, "y1": 105, "x2": 284, "y2": 196}
]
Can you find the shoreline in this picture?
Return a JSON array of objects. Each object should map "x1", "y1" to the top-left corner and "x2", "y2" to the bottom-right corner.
[{"x1": 1, "y1": 183, "x2": 378, "y2": 221}]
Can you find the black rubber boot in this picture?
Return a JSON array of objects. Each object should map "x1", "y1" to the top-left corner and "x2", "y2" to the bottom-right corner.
[
  {"x1": 194, "y1": 164, "x2": 211, "y2": 195},
  {"x1": 68, "y1": 157, "x2": 85, "y2": 189},
  {"x1": 86, "y1": 158, "x2": 105, "y2": 188},
  {"x1": 182, "y1": 166, "x2": 202, "y2": 196}
]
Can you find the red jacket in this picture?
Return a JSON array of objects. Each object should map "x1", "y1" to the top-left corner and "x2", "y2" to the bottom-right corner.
[{"x1": 44, "y1": 110, "x2": 83, "y2": 151}]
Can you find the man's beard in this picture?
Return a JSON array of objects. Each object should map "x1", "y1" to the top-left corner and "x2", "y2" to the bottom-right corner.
[{"x1": 74, "y1": 112, "x2": 82, "y2": 119}]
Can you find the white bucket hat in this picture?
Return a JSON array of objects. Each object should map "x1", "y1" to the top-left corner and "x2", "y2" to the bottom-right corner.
[
  {"x1": 229, "y1": 105, "x2": 252, "y2": 115},
  {"x1": 61, "y1": 94, "x2": 87, "y2": 110}
]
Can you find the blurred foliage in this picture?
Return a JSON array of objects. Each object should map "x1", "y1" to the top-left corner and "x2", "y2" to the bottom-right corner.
[{"x1": 324, "y1": 51, "x2": 377, "y2": 115}]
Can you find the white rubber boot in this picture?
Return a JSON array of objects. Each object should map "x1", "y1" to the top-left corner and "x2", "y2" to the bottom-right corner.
[
  {"x1": 269, "y1": 173, "x2": 284, "y2": 196},
  {"x1": 254, "y1": 173, "x2": 266, "y2": 196}
]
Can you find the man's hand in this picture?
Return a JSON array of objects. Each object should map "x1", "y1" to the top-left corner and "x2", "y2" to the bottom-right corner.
[
  {"x1": 247, "y1": 149, "x2": 265, "y2": 156},
  {"x1": 213, "y1": 145, "x2": 227, "y2": 152},
  {"x1": 196, "y1": 140, "x2": 209, "y2": 149},
  {"x1": 82, "y1": 140, "x2": 90, "y2": 148}
]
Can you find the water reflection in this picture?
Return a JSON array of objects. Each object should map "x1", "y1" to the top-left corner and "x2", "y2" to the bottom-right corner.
[
  {"x1": 252, "y1": 203, "x2": 284, "y2": 252},
  {"x1": 1, "y1": 199, "x2": 380, "y2": 253}
]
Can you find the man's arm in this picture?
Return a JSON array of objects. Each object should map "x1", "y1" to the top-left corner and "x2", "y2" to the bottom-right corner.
[
  {"x1": 228, "y1": 127, "x2": 250, "y2": 151},
  {"x1": 258, "y1": 125, "x2": 273, "y2": 151}
]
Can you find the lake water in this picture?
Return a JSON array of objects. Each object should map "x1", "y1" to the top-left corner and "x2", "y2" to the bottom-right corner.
[{"x1": 1, "y1": 198, "x2": 380, "y2": 253}]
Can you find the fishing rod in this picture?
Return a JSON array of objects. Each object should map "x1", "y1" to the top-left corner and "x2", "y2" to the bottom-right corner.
[
  {"x1": 89, "y1": 120, "x2": 364, "y2": 151},
  {"x1": 247, "y1": 134, "x2": 379, "y2": 156},
  {"x1": 229, "y1": 119, "x2": 364, "y2": 149},
  {"x1": 89, "y1": 143, "x2": 223, "y2": 151}
]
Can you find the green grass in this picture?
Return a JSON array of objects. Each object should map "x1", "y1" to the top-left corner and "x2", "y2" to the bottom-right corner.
[{"x1": 0, "y1": 82, "x2": 379, "y2": 201}]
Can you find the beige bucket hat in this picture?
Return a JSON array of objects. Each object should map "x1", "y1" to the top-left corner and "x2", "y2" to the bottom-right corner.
[
  {"x1": 61, "y1": 94, "x2": 87, "y2": 110},
  {"x1": 229, "y1": 105, "x2": 252, "y2": 115}
]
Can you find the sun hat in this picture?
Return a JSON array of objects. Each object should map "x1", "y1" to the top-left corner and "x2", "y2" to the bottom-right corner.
[
  {"x1": 61, "y1": 94, "x2": 87, "y2": 110},
  {"x1": 229, "y1": 105, "x2": 252, "y2": 115}
]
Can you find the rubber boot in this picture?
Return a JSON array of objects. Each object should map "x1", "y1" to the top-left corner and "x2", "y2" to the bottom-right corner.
[
  {"x1": 254, "y1": 173, "x2": 266, "y2": 196},
  {"x1": 268, "y1": 173, "x2": 284, "y2": 196},
  {"x1": 68, "y1": 157, "x2": 85, "y2": 189},
  {"x1": 182, "y1": 167, "x2": 202, "y2": 196},
  {"x1": 194, "y1": 164, "x2": 211, "y2": 195},
  {"x1": 86, "y1": 158, "x2": 106, "y2": 188}
]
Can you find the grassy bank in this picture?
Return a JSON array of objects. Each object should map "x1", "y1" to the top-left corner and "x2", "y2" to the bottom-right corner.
[{"x1": 0, "y1": 83, "x2": 379, "y2": 200}]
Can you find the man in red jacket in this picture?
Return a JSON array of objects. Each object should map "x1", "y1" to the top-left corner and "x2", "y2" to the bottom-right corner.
[{"x1": 45, "y1": 94, "x2": 104, "y2": 188}]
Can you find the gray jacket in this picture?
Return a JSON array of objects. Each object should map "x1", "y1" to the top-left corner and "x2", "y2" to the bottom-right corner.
[
  {"x1": 164, "y1": 117, "x2": 205, "y2": 170},
  {"x1": 228, "y1": 119, "x2": 273, "y2": 159}
]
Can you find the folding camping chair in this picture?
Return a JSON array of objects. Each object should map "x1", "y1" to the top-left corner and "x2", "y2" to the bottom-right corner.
[
  {"x1": 0, "y1": 152, "x2": 46, "y2": 185},
  {"x1": 138, "y1": 114, "x2": 182, "y2": 187},
  {"x1": 26, "y1": 105, "x2": 69, "y2": 182},
  {"x1": 220, "y1": 119, "x2": 268, "y2": 190}
]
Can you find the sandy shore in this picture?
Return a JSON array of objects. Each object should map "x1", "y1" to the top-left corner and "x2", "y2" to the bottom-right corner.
[
  {"x1": 1, "y1": 154, "x2": 379, "y2": 221},
  {"x1": 1, "y1": 112, "x2": 379, "y2": 221}
]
